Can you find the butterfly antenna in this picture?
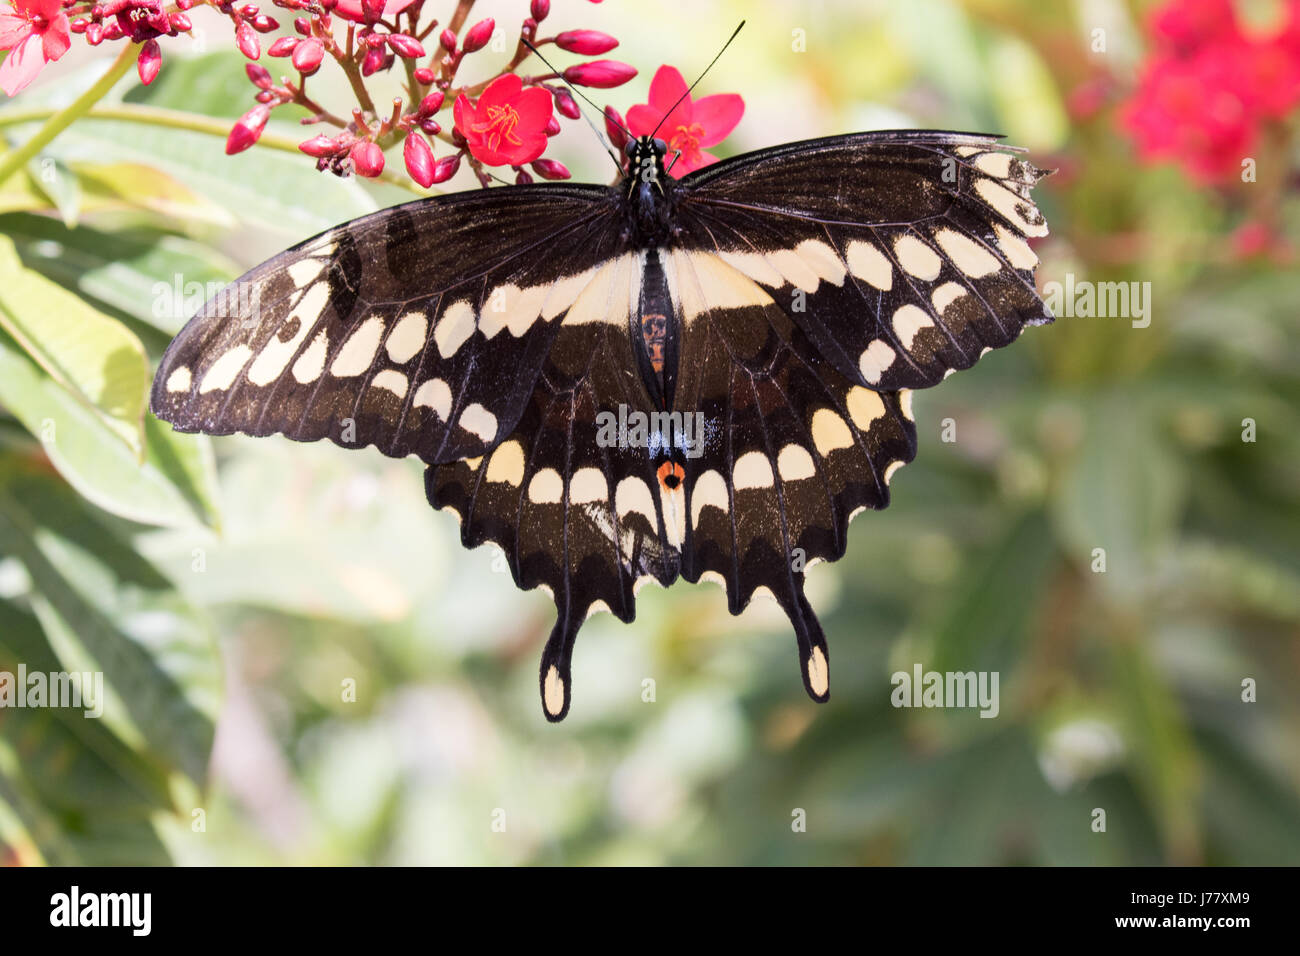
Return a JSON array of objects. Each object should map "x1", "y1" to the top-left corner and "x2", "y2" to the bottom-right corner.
[
  {"x1": 650, "y1": 21, "x2": 745, "y2": 142},
  {"x1": 520, "y1": 35, "x2": 627, "y2": 173}
]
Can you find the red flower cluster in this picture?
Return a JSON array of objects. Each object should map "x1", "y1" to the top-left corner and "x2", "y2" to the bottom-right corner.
[{"x1": 1121, "y1": 0, "x2": 1300, "y2": 183}]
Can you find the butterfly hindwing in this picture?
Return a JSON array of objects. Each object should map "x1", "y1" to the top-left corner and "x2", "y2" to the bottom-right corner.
[
  {"x1": 665, "y1": 249, "x2": 918, "y2": 699},
  {"x1": 151, "y1": 186, "x2": 622, "y2": 465}
]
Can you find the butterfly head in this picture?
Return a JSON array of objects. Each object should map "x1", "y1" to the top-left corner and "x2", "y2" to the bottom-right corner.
[{"x1": 624, "y1": 136, "x2": 669, "y2": 181}]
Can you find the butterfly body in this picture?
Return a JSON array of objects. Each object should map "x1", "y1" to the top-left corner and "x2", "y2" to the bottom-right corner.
[{"x1": 152, "y1": 129, "x2": 1053, "y2": 721}]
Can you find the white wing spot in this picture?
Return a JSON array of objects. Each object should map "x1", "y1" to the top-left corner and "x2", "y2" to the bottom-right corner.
[
  {"x1": 893, "y1": 235, "x2": 942, "y2": 281},
  {"x1": 569, "y1": 467, "x2": 608, "y2": 505},
  {"x1": 934, "y1": 229, "x2": 1000, "y2": 278},
  {"x1": 859, "y1": 340, "x2": 896, "y2": 384},
  {"x1": 386, "y1": 311, "x2": 427, "y2": 364},
  {"x1": 331, "y1": 315, "x2": 385, "y2": 377},
  {"x1": 892, "y1": 304, "x2": 933, "y2": 349},
  {"x1": 845, "y1": 240, "x2": 893, "y2": 291},
  {"x1": 293, "y1": 330, "x2": 329, "y2": 384},
  {"x1": 811, "y1": 408, "x2": 853, "y2": 455},
  {"x1": 485, "y1": 440, "x2": 525, "y2": 485},
  {"x1": 434, "y1": 300, "x2": 476, "y2": 358},
  {"x1": 528, "y1": 468, "x2": 564, "y2": 505},
  {"x1": 412, "y1": 378, "x2": 452, "y2": 419},
  {"x1": 165, "y1": 366, "x2": 191, "y2": 393},
  {"x1": 777, "y1": 445, "x2": 816, "y2": 482},
  {"x1": 459, "y1": 403, "x2": 497, "y2": 441},
  {"x1": 733, "y1": 450, "x2": 775, "y2": 490},
  {"x1": 199, "y1": 345, "x2": 253, "y2": 394},
  {"x1": 846, "y1": 386, "x2": 885, "y2": 429},
  {"x1": 371, "y1": 369, "x2": 408, "y2": 399},
  {"x1": 690, "y1": 469, "x2": 728, "y2": 524}
]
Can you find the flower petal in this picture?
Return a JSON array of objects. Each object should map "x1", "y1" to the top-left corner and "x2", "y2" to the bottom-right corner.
[
  {"x1": 647, "y1": 64, "x2": 688, "y2": 112},
  {"x1": 690, "y1": 93, "x2": 743, "y2": 147},
  {"x1": 514, "y1": 84, "x2": 553, "y2": 127},
  {"x1": 0, "y1": 14, "x2": 30, "y2": 50},
  {"x1": 0, "y1": 32, "x2": 44, "y2": 96},
  {"x1": 478, "y1": 72, "x2": 522, "y2": 111},
  {"x1": 674, "y1": 149, "x2": 718, "y2": 177},
  {"x1": 452, "y1": 93, "x2": 474, "y2": 138},
  {"x1": 625, "y1": 103, "x2": 660, "y2": 137},
  {"x1": 40, "y1": 14, "x2": 70, "y2": 62}
]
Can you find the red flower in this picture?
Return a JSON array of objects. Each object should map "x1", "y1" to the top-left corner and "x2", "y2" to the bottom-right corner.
[
  {"x1": 625, "y1": 65, "x2": 743, "y2": 176},
  {"x1": 0, "y1": 0, "x2": 70, "y2": 96},
  {"x1": 453, "y1": 73, "x2": 552, "y2": 167}
]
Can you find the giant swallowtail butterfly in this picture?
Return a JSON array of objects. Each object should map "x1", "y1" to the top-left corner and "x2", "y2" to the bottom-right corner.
[{"x1": 151, "y1": 129, "x2": 1052, "y2": 721}]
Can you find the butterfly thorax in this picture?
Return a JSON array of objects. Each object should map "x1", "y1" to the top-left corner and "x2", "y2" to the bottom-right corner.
[{"x1": 621, "y1": 135, "x2": 680, "y2": 247}]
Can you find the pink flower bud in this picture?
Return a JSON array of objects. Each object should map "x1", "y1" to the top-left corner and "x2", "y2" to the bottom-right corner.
[
  {"x1": 418, "y1": 90, "x2": 444, "y2": 115},
  {"x1": 70, "y1": 18, "x2": 87, "y2": 33},
  {"x1": 239, "y1": 4, "x2": 257, "y2": 17},
  {"x1": 360, "y1": 0, "x2": 384, "y2": 22},
  {"x1": 430, "y1": 153, "x2": 460, "y2": 183},
  {"x1": 252, "y1": 14, "x2": 278, "y2": 32},
  {"x1": 292, "y1": 37, "x2": 324, "y2": 74},
  {"x1": 236, "y1": 20, "x2": 261, "y2": 59},
  {"x1": 361, "y1": 45, "x2": 389, "y2": 76},
  {"x1": 176, "y1": 0, "x2": 194, "y2": 9},
  {"x1": 414, "y1": 67, "x2": 435, "y2": 85},
  {"x1": 246, "y1": 62, "x2": 272, "y2": 88},
  {"x1": 226, "y1": 105, "x2": 270, "y2": 155},
  {"x1": 543, "y1": 116, "x2": 560, "y2": 136},
  {"x1": 403, "y1": 132, "x2": 435, "y2": 187},
  {"x1": 439, "y1": 29, "x2": 456, "y2": 52},
  {"x1": 294, "y1": 17, "x2": 310, "y2": 35},
  {"x1": 563, "y1": 60, "x2": 636, "y2": 89},
  {"x1": 530, "y1": 158, "x2": 570, "y2": 180},
  {"x1": 387, "y1": 34, "x2": 425, "y2": 59},
  {"x1": 86, "y1": 21, "x2": 102, "y2": 44},
  {"x1": 604, "y1": 105, "x2": 628, "y2": 151},
  {"x1": 419, "y1": 118, "x2": 441, "y2": 135},
  {"x1": 554, "y1": 30, "x2": 618, "y2": 55},
  {"x1": 255, "y1": 90, "x2": 275, "y2": 103},
  {"x1": 530, "y1": 0, "x2": 549, "y2": 22},
  {"x1": 462, "y1": 17, "x2": 494, "y2": 52},
  {"x1": 102, "y1": 20, "x2": 122, "y2": 40},
  {"x1": 351, "y1": 140, "x2": 385, "y2": 177},
  {"x1": 268, "y1": 36, "x2": 299, "y2": 56},
  {"x1": 169, "y1": 13, "x2": 191, "y2": 32},
  {"x1": 553, "y1": 88, "x2": 580, "y2": 120},
  {"x1": 137, "y1": 39, "x2": 162, "y2": 85},
  {"x1": 515, "y1": 169, "x2": 533, "y2": 185},
  {"x1": 299, "y1": 134, "x2": 341, "y2": 158}
]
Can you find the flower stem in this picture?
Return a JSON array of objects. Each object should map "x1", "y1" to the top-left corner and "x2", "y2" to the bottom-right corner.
[
  {"x1": 0, "y1": 103, "x2": 425, "y2": 194},
  {"x1": 0, "y1": 43, "x2": 137, "y2": 187}
]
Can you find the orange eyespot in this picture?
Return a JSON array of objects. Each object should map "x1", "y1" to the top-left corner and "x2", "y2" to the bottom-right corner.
[{"x1": 657, "y1": 460, "x2": 684, "y2": 491}]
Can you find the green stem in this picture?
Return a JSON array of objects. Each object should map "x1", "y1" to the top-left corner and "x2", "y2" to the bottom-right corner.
[
  {"x1": 0, "y1": 103, "x2": 426, "y2": 195},
  {"x1": 0, "y1": 44, "x2": 137, "y2": 187}
]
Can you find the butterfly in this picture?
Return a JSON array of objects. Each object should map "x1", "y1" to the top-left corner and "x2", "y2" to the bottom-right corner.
[{"x1": 151, "y1": 128, "x2": 1053, "y2": 721}]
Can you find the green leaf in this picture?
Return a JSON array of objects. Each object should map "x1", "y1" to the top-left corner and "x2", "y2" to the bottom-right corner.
[
  {"x1": 24, "y1": 155, "x2": 80, "y2": 227},
  {"x1": 0, "y1": 466, "x2": 220, "y2": 787},
  {"x1": 1053, "y1": 393, "x2": 1187, "y2": 603},
  {"x1": 0, "y1": 328, "x2": 220, "y2": 530},
  {"x1": 3, "y1": 212, "x2": 240, "y2": 335},
  {"x1": 0, "y1": 235, "x2": 148, "y2": 456},
  {"x1": 0, "y1": 598, "x2": 173, "y2": 865}
]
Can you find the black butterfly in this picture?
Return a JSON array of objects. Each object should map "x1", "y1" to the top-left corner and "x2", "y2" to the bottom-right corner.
[{"x1": 151, "y1": 129, "x2": 1052, "y2": 721}]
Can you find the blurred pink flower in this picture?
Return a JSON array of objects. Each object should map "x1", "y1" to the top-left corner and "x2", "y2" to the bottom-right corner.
[
  {"x1": 0, "y1": 0, "x2": 70, "y2": 96},
  {"x1": 1121, "y1": 0, "x2": 1300, "y2": 183}
]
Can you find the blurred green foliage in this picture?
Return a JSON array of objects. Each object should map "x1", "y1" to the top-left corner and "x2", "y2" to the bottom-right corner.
[{"x1": 0, "y1": 0, "x2": 1297, "y2": 865}]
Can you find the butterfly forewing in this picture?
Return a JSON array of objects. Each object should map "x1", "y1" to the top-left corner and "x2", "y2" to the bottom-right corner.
[
  {"x1": 677, "y1": 131, "x2": 1052, "y2": 391},
  {"x1": 151, "y1": 186, "x2": 622, "y2": 465}
]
